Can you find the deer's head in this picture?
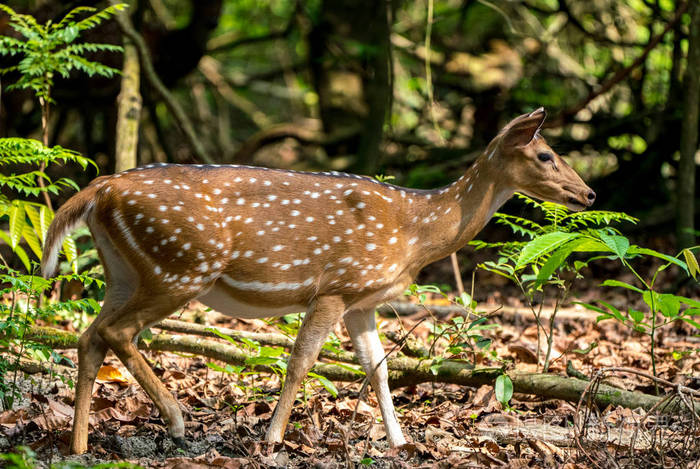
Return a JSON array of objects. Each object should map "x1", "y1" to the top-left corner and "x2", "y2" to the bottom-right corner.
[{"x1": 490, "y1": 108, "x2": 596, "y2": 211}]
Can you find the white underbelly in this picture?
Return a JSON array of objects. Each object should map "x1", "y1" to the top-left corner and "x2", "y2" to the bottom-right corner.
[{"x1": 197, "y1": 283, "x2": 307, "y2": 319}]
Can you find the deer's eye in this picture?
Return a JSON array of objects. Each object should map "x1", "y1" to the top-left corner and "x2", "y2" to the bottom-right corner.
[{"x1": 537, "y1": 152, "x2": 553, "y2": 162}]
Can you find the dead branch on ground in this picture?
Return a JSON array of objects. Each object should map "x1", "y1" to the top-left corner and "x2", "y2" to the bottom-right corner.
[{"x1": 11, "y1": 325, "x2": 700, "y2": 415}]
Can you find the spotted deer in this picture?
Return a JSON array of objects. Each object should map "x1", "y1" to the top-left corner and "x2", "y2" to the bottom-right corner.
[{"x1": 42, "y1": 108, "x2": 595, "y2": 454}]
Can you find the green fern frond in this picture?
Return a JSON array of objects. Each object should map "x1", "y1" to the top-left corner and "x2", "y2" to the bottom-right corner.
[
  {"x1": 541, "y1": 201, "x2": 569, "y2": 226},
  {"x1": 562, "y1": 210, "x2": 638, "y2": 228},
  {"x1": 51, "y1": 6, "x2": 98, "y2": 31},
  {"x1": 62, "y1": 53, "x2": 121, "y2": 78},
  {"x1": 0, "y1": 64, "x2": 19, "y2": 74},
  {"x1": 513, "y1": 192, "x2": 543, "y2": 209},
  {"x1": 59, "y1": 43, "x2": 123, "y2": 55},
  {"x1": 0, "y1": 36, "x2": 29, "y2": 53},
  {"x1": 0, "y1": 138, "x2": 95, "y2": 170},
  {"x1": 493, "y1": 213, "x2": 544, "y2": 239},
  {"x1": 0, "y1": 4, "x2": 40, "y2": 34},
  {"x1": 73, "y1": 4, "x2": 128, "y2": 32},
  {"x1": 0, "y1": 3, "x2": 124, "y2": 99}
]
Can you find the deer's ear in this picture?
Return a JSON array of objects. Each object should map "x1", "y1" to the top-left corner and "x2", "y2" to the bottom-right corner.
[{"x1": 502, "y1": 107, "x2": 546, "y2": 147}]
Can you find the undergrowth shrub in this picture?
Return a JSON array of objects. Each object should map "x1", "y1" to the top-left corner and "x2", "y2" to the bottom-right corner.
[{"x1": 471, "y1": 193, "x2": 699, "y2": 376}]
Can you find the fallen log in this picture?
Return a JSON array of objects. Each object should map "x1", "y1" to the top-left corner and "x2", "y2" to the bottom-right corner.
[
  {"x1": 14, "y1": 325, "x2": 700, "y2": 414},
  {"x1": 154, "y1": 319, "x2": 357, "y2": 363}
]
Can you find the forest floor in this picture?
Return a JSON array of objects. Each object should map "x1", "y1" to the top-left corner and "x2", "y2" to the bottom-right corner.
[
  {"x1": 2, "y1": 229, "x2": 700, "y2": 468},
  {"x1": 1, "y1": 282, "x2": 699, "y2": 468}
]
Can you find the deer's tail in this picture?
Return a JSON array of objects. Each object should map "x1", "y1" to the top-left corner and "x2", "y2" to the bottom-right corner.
[{"x1": 41, "y1": 178, "x2": 107, "y2": 278}]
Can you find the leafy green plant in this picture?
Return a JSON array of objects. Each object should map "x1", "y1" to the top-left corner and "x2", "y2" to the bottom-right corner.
[
  {"x1": 0, "y1": 3, "x2": 125, "y2": 103},
  {"x1": 204, "y1": 323, "x2": 345, "y2": 400},
  {"x1": 0, "y1": 4, "x2": 122, "y2": 410},
  {"x1": 0, "y1": 266, "x2": 100, "y2": 409},
  {"x1": 471, "y1": 193, "x2": 699, "y2": 376},
  {"x1": 0, "y1": 2, "x2": 124, "y2": 271},
  {"x1": 0, "y1": 139, "x2": 95, "y2": 272},
  {"x1": 404, "y1": 283, "x2": 499, "y2": 367},
  {"x1": 470, "y1": 194, "x2": 638, "y2": 371},
  {"x1": 576, "y1": 246, "x2": 699, "y2": 378},
  {"x1": 494, "y1": 374, "x2": 513, "y2": 410}
]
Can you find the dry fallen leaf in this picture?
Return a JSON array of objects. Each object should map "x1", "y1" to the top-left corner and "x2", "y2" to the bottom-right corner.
[{"x1": 96, "y1": 365, "x2": 131, "y2": 384}]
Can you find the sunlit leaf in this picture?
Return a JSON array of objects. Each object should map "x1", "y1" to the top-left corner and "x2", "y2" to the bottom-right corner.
[
  {"x1": 495, "y1": 374, "x2": 513, "y2": 405},
  {"x1": 682, "y1": 248, "x2": 699, "y2": 280},
  {"x1": 8, "y1": 202, "x2": 25, "y2": 248},
  {"x1": 516, "y1": 232, "x2": 579, "y2": 269},
  {"x1": 598, "y1": 231, "x2": 630, "y2": 259},
  {"x1": 601, "y1": 279, "x2": 644, "y2": 293}
]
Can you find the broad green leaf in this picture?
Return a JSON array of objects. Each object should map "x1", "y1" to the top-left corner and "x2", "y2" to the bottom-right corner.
[
  {"x1": 598, "y1": 231, "x2": 629, "y2": 259},
  {"x1": 259, "y1": 346, "x2": 285, "y2": 358},
  {"x1": 598, "y1": 301, "x2": 625, "y2": 322},
  {"x1": 206, "y1": 362, "x2": 228, "y2": 373},
  {"x1": 642, "y1": 291, "x2": 681, "y2": 318},
  {"x1": 535, "y1": 237, "x2": 593, "y2": 285},
  {"x1": 570, "y1": 238, "x2": 611, "y2": 253},
  {"x1": 40, "y1": 205, "x2": 54, "y2": 242},
  {"x1": 495, "y1": 374, "x2": 513, "y2": 405},
  {"x1": 24, "y1": 204, "x2": 42, "y2": 242},
  {"x1": 308, "y1": 372, "x2": 338, "y2": 397},
  {"x1": 13, "y1": 244, "x2": 31, "y2": 271},
  {"x1": 8, "y1": 202, "x2": 25, "y2": 248},
  {"x1": 333, "y1": 362, "x2": 365, "y2": 376},
  {"x1": 205, "y1": 327, "x2": 248, "y2": 348},
  {"x1": 601, "y1": 279, "x2": 644, "y2": 293},
  {"x1": 642, "y1": 290, "x2": 658, "y2": 312},
  {"x1": 139, "y1": 328, "x2": 153, "y2": 344},
  {"x1": 627, "y1": 246, "x2": 688, "y2": 273},
  {"x1": 475, "y1": 337, "x2": 492, "y2": 349},
  {"x1": 657, "y1": 294, "x2": 681, "y2": 318},
  {"x1": 516, "y1": 232, "x2": 579, "y2": 269},
  {"x1": 681, "y1": 248, "x2": 699, "y2": 280},
  {"x1": 677, "y1": 296, "x2": 700, "y2": 308},
  {"x1": 62, "y1": 235, "x2": 78, "y2": 273},
  {"x1": 629, "y1": 309, "x2": 645, "y2": 323},
  {"x1": 467, "y1": 316, "x2": 488, "y2": 330},
  {"x1": 574, "y1": 301, "x2": 608, "y2": 315},
  {"x1": 22, "y1": 224, "x2": 42, "y2": 259},
  {"x1": 245, "y1": 356, "x2": 281, "y2": 367}
]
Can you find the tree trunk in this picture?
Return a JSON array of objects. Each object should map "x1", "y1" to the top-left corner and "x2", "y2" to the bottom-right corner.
[
  {"x1": 307, "y1": 0, "x2": 393, "y2": 175},
  {"x1": 677, "y1": 1, "x2": 700, "y2": 249},
  {"x1": 354, "y1": 0, "x2": 392, "y2": 176},
  {"x1": 114, "y1": 38, "x2": 141, "y2": 172}
]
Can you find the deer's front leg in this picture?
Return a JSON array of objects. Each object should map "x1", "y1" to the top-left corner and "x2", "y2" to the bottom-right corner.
[
  {"x1": 266, "y1": 295, "x2": 345, "y2": 443},
  {"x1": 344, "y1": 309, "x2": 406, "y2": 447}
]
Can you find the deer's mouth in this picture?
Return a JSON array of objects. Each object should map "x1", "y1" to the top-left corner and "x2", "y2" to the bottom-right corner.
[{"x1": 565, "y1": 196, "x2": 588, "y2": 211}]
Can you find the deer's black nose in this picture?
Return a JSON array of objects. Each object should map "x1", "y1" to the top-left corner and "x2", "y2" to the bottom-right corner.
[{"x1": 587, "y1": 190, "x2": 596, "y2": 201}]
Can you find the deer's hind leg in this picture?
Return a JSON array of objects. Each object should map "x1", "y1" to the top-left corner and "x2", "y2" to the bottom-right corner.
[
  {"x1": 94, "y1": 289, "x2": 192, "y2": 447},
  {"x1": 71, "y1": 229, "x2": 138, "y2": 454},
  {"x1": 71, "y1": 320, "x2": 111, "y2": 454},
  {"x1": 70, "y1": 224, "x2": 195, "y2": 454}
]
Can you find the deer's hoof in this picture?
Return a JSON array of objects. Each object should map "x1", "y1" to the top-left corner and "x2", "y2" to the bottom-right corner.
[{"x1": 172, "y1": 436, "x2": 188, "y2": 450}]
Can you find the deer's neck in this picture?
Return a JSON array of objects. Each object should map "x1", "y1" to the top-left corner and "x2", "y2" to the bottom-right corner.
[{"x1": 406, "y1": 155, "x2": 513, "y2": 269}]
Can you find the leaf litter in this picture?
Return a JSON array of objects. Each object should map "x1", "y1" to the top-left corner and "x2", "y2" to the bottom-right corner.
[{"x1": 0, "y1": 290, "x2": 698, "y2": 468}]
